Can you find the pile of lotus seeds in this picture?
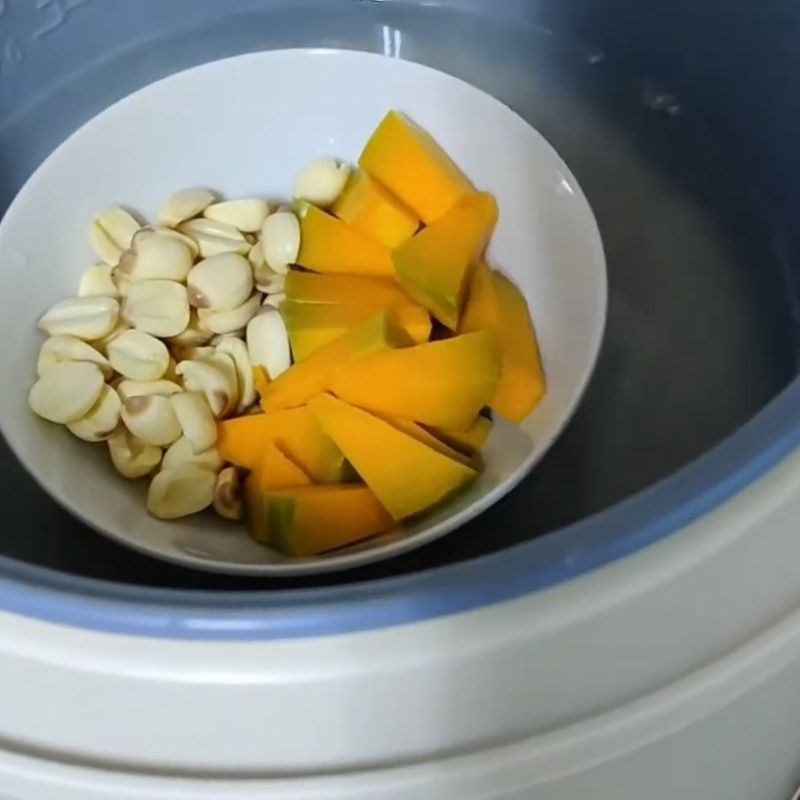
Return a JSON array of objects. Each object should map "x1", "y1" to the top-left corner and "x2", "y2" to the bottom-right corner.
[{"x1": 28, "y1": 158, "x2": 350, "y2": 521}]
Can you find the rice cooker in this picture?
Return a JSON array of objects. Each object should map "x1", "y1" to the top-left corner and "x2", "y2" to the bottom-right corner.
[{"x1": 0, "y1": 0, "x2": 799, "y2": 798}]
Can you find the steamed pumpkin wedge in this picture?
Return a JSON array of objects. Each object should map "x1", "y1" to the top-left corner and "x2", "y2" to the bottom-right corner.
[
  {"x1": 359, "y1": 110, "x2": 473, "y2": 223},
  {"x1": 281, "y1": 300, "x2": 430, "y2": 361},
  {"x1": 429, "y1": 416, "x2": 494, "y2": 454},
  {"x1": 393, "y1": 191, "x2": 498, "y2": 329},
  {"x1": 254, "y1": 484, "x2": 393, "y2": 556},
  {"x1": 374, "y1": 413, "x2": 473, "y2": 466},
  {"x1": 460, "y1": 262, "x2": 546, "y2": 421},
  {"x1": 294, "y1": 201, "x2": 395, "y2": 277},
  {"x1": 258, "y1": 311, "x2": 412, "y2": 413},
  {"x1": 217, "y1": 406, "x2": 346, "y2": 483},
  {"x1": 284, "y1": 271, "x2": 414, "y2": 309},
  {"x1": 329, "y1": 330, "x2": 500, "y2": 430},
  {"x1": 332, "y1": 169, "x2": 420, "y2": 247},
  {"x1": 309, "y1": 393, "x2": 477, "y2": 520},
  {"x1": 245, "y1": 443, "x2": 312, "y2": 544}
]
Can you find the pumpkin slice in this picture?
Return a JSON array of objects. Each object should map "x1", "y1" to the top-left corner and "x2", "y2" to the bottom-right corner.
[
  {"x1": 459, "y1": 259, "x2": 496, "y2": 333},
  {"x1": 329, "y1": 330, "x2": 500, "y2": 430},
  {"x1": 332, "y1": 169, "x2": 420, "y2": 247},
  {"x1": 393, "y1": 192, "x2": 498, "y2": 329},
  {"x1": 284, "y1": 271, "x2": 413, "y2": 309},
  {"x1": 217, "y1": 407, "x2": 346, "y2": 483},
  {"x1": 246, "y1": 443, "x2": 311, "y2": 544},
  {"x1": 309, "y1": 394, "x2": 477, "y2": 520},
  {"x1": 429, "y1": 416, "x2": 493, "y2": 454},
  {"x1": 258, "y1": 311, "x2": 411, "y2": 413},
  {"x1": 281, "y1": 301, "x2": 430, "y2": 361},
  {"x1": 461, "y1": 262, "x2": 546, "y2": 421},
  {"x1": 359, "y1": 110, "x2": 473, "y2": 223},
  {"x1": 254, "y1": 485, "x2": 393, "y2": 556},
  {"x1": 295, "y1": 201, "x2": 394, "y2": 277},
  {"x1": 378, "y1": 414, "x2": 472, "y2": 466}
]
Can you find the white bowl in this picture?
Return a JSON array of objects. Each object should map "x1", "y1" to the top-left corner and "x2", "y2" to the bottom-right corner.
[{"x1": 0, "y1": 49, "x2": 606, "y2": 576}]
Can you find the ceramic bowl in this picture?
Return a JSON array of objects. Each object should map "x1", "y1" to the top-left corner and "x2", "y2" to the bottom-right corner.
[{"x1": 0, "y1": 49, "x2": 606, "y2": 575}]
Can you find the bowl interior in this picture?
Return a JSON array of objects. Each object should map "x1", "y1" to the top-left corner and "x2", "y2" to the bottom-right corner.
[{"x1": 0, "y1": 49, "x2": 606, "y2": 575}]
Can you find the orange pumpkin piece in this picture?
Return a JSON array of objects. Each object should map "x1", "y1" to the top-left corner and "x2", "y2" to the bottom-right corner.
[
  {"x1": 309, "y1": 394, "x2": 477, "y2": 520},
  {"x1": 284, "y1": 271, "x2": 413, "y2": 309},
  {"x1": 378, "y1": 414, "x2": 472, "y2": 466},
  {"x1": 281, "y1": 300, "x2": 430, "y2": 361},
  {"x1": 330, "y1": 330, "x2": 500, "y2": 430},
  {"x1": 460, "y1": 263, "x2": 546, "y2": 422},
  {"x1": 429, "y1": 416, "x2": 494, "y2": 454},
  {"x1": 359, "y1": 110, "x2": 474, "y2": 223},
  {"x1": 258, "y1": 311, "x2": 412, "y2": 413},
  {"x1": 393, "y1": 192, "x2": 498, "y2": 330},
  {"x1": 217, "y1": 407, "x2": 346, "y2": 483},
  {"x1": 332, "y1": 169, "x2": 420, "y2": 247},
  {"x1": 459, "y1": 259, "x2": 496, "y2": 333},
  {"x1": 245, "y1": 443, "x2": 311, "y2": 544},
  {"x1": 295, "y1": 201, "x2": 394, "y2": 277},
  {"x1": 252, "y1": 485, "x2": 393, "y2": 556},
  {"x1": 250, "y1": 442, "x2": 312, "y2": 491}
]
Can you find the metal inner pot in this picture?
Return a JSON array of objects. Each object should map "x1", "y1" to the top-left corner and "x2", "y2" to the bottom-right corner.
[{"x1": 0, "y1": 0, "x2": 796, "y2": 608}]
